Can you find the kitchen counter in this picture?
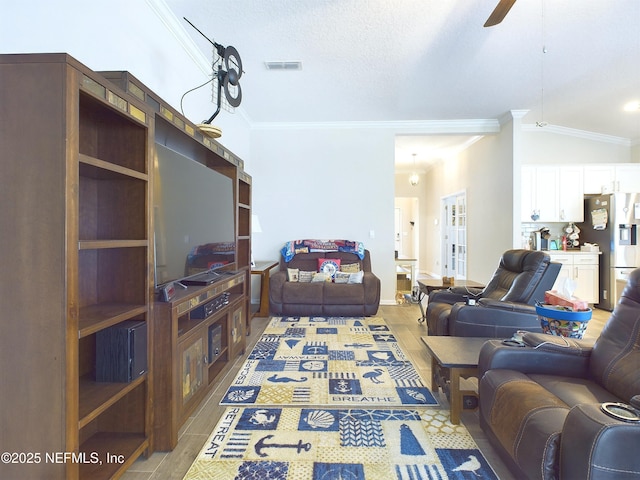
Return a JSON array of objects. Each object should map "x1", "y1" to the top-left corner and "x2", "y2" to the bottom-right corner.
[{"x1": 543, "y1": 250, "x2": 602, "y2": 254}]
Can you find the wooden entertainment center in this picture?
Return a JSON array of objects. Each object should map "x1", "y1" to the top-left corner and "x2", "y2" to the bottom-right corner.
[{"x1": 0, "y1": 53, "x2": 252, "y2": 479}]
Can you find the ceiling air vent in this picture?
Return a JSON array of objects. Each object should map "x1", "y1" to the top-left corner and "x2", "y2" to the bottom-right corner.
[{"x1": 265, "y1": 61, "x2": 302, "y2": 71}]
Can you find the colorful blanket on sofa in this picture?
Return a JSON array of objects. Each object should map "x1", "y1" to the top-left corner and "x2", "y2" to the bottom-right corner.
[{"x1": 281, "y1": 239, "x2": 365, "y2": 262}]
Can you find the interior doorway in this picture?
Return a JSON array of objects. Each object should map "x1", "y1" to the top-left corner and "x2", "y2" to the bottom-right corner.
[
  {"x1": 441, "y1": 191, "x2": 467, "y2": 279},
  {"x1": 394, "y1": 197, "x2": 419, "y2": 261},
  {"x1": 395, "y1": 197, "x2": 420, "y2": 295}
]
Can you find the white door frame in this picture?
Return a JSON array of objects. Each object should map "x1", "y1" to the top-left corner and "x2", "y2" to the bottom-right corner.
[{"x1": 441, "y1": 190, "x2": 467, "y2": 279}]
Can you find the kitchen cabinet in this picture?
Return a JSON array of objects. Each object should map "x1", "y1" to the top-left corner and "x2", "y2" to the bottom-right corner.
[
  {"x1": 521, "y1": 166, "x2": 583, "y2": 222},
  {"x1": 612, "y1": 164, "x2": 640, "y2": 193},
  {"x1": 522, "y1": 166, "x2": 558, "y2": 222},
  {"x1": 584, "y1": 164, "x2": 640, "y2": 194},
  {"x1": 153, "y1": 273, "x2": 246, "y2": 450},
  {"x1": 558, "y1": 166, "x2": 584, "y2": 222},
  {"x1": 548, "y1": 252, "x2": 599, "y2": 304}
]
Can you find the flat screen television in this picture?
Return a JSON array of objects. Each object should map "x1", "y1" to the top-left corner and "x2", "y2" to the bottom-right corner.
[{"x1": 153, "y1": 143, "x2": 236, "y2": 287}]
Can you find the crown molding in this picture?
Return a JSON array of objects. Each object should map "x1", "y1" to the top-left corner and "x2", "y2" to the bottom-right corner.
[
  {"x1": 521, "y1": 123, "x2": 631, "y2": 146},
  {"x1": 146, "y1": 0, "x2": 252, "y2": 126},
  {"x1": 145, "y1": 0, "x2": 210, "y2": 74},
  {"x1": 250, "y1": 118, "x2": 501, "y2": 133}
]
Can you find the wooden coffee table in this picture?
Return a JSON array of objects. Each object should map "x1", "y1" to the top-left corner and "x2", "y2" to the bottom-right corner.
[{"x1": 421, "y1": 336, "x2": 491, "y2": 424}]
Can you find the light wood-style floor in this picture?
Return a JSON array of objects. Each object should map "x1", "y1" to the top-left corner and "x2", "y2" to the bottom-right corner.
[{"x1": 121, "y1": 304, "x2": 609, "y2": 480}]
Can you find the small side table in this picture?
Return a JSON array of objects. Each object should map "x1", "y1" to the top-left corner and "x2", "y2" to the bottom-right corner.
[
  {"x1": 421, "y1": 336, "x2": 491, "y2": 424},
  {"x1": 251, "y1": 261, "x2": 279, "y2": 318},
  {"x1": 395, "y1": 257, "x2": 417, "y2": 293}
]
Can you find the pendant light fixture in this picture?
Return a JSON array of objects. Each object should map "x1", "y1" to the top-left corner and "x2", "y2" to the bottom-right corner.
[{"x1": 409, "y1": 153, "x2": 420, "y2": 186}]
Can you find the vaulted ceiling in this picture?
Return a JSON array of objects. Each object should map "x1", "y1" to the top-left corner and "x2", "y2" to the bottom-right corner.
[{"x1": 162, "y1": 0, "x2": 640, "y2": 170}]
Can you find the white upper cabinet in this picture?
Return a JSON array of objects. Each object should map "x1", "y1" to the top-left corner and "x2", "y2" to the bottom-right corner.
[
  {"x1": 613, "y1": 164, "x2": 640, "y2": 193},
  {"x1": 522, "y1": 165, "x2": 583, "y2": 222},
  {"x1": 558, "y1": 166, "x2": 584, "y2": 222},
  {"x1": 584, "y1": 164, "x2": 640, "y2": 194}
]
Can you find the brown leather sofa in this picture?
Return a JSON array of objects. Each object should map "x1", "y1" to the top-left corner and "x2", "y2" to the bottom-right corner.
[
  {"x1": 478, "y1": 267, "x2": 640, "y2": 480},
  {"x1": 269, "y1": 249, "x2": 380, "y2": 316},
  {"x1": 426, "y1": 249, "x2": 560, "y2": 338}
]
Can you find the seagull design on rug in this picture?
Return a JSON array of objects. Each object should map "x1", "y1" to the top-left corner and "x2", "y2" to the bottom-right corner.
[
  {"x1": 362, "y1": 368, "x2": 384, "y2": 384},
  {"x1": 452, "y1": 454, "x2": 481, "y2": 476}
]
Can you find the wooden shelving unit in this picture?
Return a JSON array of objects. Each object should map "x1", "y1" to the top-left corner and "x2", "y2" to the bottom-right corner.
[
  {"x1": 1, "y1": 53, "x2": 252, "y2": 479},
  {"x1": 100, "y1": 71, "x2": 252, "y2": 451},
  {"x1": 152, "y1": 274, "x2": 246, "y2": 450},
  {"x1": 0, "y1": 53, "x2": 154, "y2": 480}
]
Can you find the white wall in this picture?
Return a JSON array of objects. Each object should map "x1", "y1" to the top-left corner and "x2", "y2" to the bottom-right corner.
[
  {"x1": 417, "y1": 128, "x2": 515, "y2": 283},
  {"x1": 1, "y1": 0, "x2": 252, "y2": 159},
  {"x1": 250, "y1": 126, "x2": 398, "y2": 304},
  {"x1": 521, "y1": 129, "x2": 632, "y2": 164}
]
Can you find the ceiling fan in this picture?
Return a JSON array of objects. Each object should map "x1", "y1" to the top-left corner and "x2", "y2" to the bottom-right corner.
[{"x1": 484, "y1": 0, "x2": 517, "y2": 27}]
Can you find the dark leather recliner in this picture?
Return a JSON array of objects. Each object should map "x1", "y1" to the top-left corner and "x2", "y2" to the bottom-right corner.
[
  {"x1": 478, "y1": 268, "x2": 640, "y2": 480},
  {"x1": 426, "y1": 249, "x2": 561, "y2": 338}
]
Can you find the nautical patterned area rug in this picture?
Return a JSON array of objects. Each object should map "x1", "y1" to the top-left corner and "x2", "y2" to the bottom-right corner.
[
  {"x1": 184, "y1": 406, "x2": 498, "y2": 480},
  {"x1": 220, "y1": 317, "x2": 437, "y2": 407}
]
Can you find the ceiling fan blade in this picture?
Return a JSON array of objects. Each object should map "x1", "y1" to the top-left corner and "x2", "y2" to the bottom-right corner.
[{"x1": 484, "y1": 0, "x2": 517, "y2": 27}]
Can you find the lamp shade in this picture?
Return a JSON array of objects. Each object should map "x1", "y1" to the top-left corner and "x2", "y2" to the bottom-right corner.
[{"x1": 252, "y1": 214, "x2": 263, "y2": 233}]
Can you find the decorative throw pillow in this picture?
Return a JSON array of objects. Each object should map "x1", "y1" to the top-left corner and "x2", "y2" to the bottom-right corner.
[
  {"x1": 341, "y1": 263, "x2": 360, "y2": 273},
  {"x1": 334, "y1": 272, "x2": 351, "y2": 284},
  {"x1": 312, "y1": 272, "x2": 332, "y2": 283},
  {"x1": 287, "y1": 268, "x2": 299, "y2": 282},
  {"x1": 317, "y1": 258, "x2": 341, "y2": 279},
  {"x1": 299, "y1": 270, "x2": 314, "y2": 283},
  {"x1": 348, "y1": 270, "x2": 364, "y2": 284}
]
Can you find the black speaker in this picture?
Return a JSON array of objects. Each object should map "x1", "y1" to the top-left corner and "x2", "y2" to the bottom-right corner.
[
  {"x1": 96, "y1": 320, "x2": 148, "y2": 382},
  {"x1": 209, "y1": 324, "x2": 223, "y2": 362}
]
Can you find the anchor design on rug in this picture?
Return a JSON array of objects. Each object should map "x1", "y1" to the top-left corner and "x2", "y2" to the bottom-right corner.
[
  {"x1": 304, "y1": 345, "x2": 326, "y2": 354},
  {"x1": 254, "y1": 434, "x2": 311, "y2": 457},
  {"x1": 267, "y1": 374, "x2": 308, "y2": 383},
  {"x1": 334, "y1": 380, "x2": 352, "y2": 393}
]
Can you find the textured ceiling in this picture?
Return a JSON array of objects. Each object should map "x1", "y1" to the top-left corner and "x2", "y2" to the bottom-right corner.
[{"x1": 162, "y1": 0, "x2": 640, "y2": 169}]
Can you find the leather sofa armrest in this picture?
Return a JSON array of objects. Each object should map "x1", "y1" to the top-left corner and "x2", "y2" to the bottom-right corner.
[
  {"x1": 521, "y1": 332, "x2": 593, "y2": 355},
  {"x1": 428, "y1": 286, "x2": 480, "y2": 305},
  {"x1": 269, "y1": 271, "x2": 288, "y2": 304},
  {"x1": 362, "y1": 271, "x2": 380, "y2": 284},
  {"x1": 560, "y1": 403, "x2": 640, "y2": 480},
  {"x1": 478, "y1": 339, "x2": 593, "y2": 379},
  {"x1": 449, "y1": 301, "x2": 541, "y2": 337},
  {"x1": 476, "y1": 298, "x2": 536, "y2": 313},
  {"x1": 362, "y1": 271, "x2": 381, "y2": 304}
]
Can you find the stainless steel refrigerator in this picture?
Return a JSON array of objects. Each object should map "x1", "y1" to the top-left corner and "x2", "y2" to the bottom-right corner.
[{"x1": 578, "y1": 193, "x2": 640, "y2": 310}]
